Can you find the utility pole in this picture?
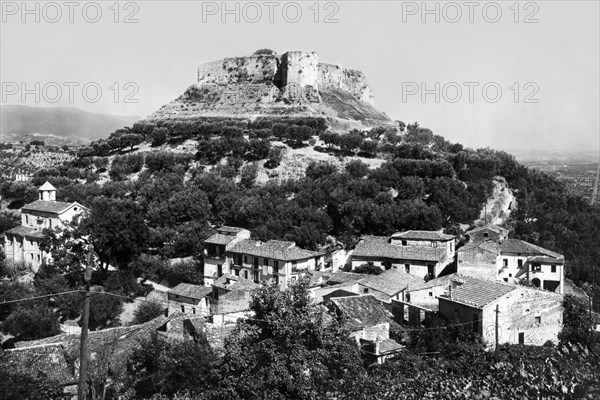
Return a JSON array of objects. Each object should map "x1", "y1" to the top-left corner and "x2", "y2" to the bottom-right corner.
[
  {"x1": 495, "y1": 304, "x2": 500, "y2": 352},
  {"x1": 78, "y1": 244, "x2": 94, "y2": 400}
]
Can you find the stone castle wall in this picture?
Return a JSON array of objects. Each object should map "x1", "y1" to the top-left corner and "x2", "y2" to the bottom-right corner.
[{"x1": 196, "y1": 51, "x2": 375, "y2": 105}]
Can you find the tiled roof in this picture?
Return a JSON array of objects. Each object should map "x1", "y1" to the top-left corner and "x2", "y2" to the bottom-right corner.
[
  {"x1": 391, "y1": 230, "x2": 455, "y2": 241},
  {"x1": 4, "y1": 343, "x2": 76, "y2": 386},
  {"x1": 410, "y1": 273, "x2": 457, "y2": 291},
  {"x1": 528, "y1": 256, "x2": 564, "y2": 264},
  {"x1": 205, "y1": 233, "x2": 238, "y2": 245},
  {"x1": 353, "y1": 236, "x2": 447, "y2": 263},
  {"x1": 171, "y1": 283, "x2": 213, "y2": 299},
  {"x1": 326, "y1": 271, "x2": 365, "y2": 285},
  {"x1": 331, "y1": 294, "x2": 394, "y2": 330},
  {"x1": 377, "y1": 338, "x2": 404, "y2": 354},
  {"x1": 4, "y1": 225, "x2": 46, "y2": 239},
  {"x1": 21, "y1": 200, "x2": 79, "y2": 214},
  {"x1": 14, "y1": 315, "x2": 178, "y2": 377},
  {"x1": 213, "y1": 273, "x2": 260, "y2": 291},
  {"x1": 39, "y1": 181, "x2": 57, "y2": 191},
  {"x1": 228, "y1": 239, "x2": 323, "y2": 261},
  {"x1": 465, "y1": 224, "x2": 508, "y2": 236},
  {"x1": 440, "y1": 276, "x2": 516, "y2": 309},
  {"x1": 500, "y1": 239, "x2": 563, "y2": 259},
  {"x1": 358, "y1": 268, "x2": 424, "y2": 296}
]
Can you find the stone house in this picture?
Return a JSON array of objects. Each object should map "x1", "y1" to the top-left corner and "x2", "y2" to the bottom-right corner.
[
  {"x1": 355, "y1": 268, "x2": 424, "y2": 303},
  {"x1": 351, "y1": 231, "x2": 456, "y2": 280},
  {"x1": 329, "y1": 294, "x2": 403, "y2": 364},
  {"x1": 3, "y1": 182, "x2": 87, "y2": 272},
  {"x1": 438, "y1": 276, "x2": 563, "y2": 349},
  {"x1": 203, "y1": 226, "x2": 251, "y2": 286},
  {"x1": 210, "y1": 273, "x2": 260, "y2": 324},
  {"x1": 457, "y1": 224, "x2": 564, "y2": 294},
  {"x1": 168, "y1": 283, "x2": 213, "y2": 316},
  {"x1": 204, "y1": 227, "x2": 325, "y2": 291}
]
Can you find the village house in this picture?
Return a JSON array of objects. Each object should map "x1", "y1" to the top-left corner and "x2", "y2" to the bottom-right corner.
[
  {"x1": 438, "y1": 276, "x2": 563, "y2": 349},
  {"x1": 355, "y1": 268, "x2": 424, "y2": 303},
  {"x1": 457, "y1": 224, "x2": 565, "y2": 294},
  {"x1": 204, "y1": 227, "x2": 325, "y2": 291},
  {"x1": 329, "y1": 294, "x2": 403, "y2": 364},
  {"x1": 203, "y1": 226, "x2": 251, "y2": 286},
  {"x1": 167, "y1": 283, "x2": 213, "y2": 316},
  {"x1": 210, "y1": 273, "x2": 260, "y2": 324},
  {"x1": 3, "y1": 182, "x2": 87, "y2": 272},
  {"x1": 351, "y1": 230, "x2": 456, "y2": 280}
]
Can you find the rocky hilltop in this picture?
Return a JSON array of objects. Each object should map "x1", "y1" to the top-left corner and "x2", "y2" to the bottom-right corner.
[{"x1": 146, "y1": 49, "x2": 393, "y2": 132}]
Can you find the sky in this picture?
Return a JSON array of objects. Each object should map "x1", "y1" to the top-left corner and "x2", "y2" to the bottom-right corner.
[{"x1": 1, "y1": 0, "x2": 599, "y2": 153}]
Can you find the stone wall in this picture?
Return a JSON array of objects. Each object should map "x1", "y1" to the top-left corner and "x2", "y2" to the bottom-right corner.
[{"x1": 197, "y1": 55, "x2": 279, "y2": 85}]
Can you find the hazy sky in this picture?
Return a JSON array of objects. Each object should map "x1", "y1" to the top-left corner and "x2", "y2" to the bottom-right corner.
[{"x1": 1, "y1": 0, "x2": 599, "y2": 152}]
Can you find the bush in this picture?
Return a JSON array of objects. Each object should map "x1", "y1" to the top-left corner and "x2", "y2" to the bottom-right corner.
[{"x1": 132, "y1": 301, "x2": 166, "y2": 325}]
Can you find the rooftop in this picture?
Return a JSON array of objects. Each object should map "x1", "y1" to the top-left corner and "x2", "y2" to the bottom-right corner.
[
  {"x1": 326, "y1": 271, "x2": 365, "y2": 285},
  {"x1": 21, "y1": 200, "x2": 80, "y2": 214},
  {"x1": 4, "y1": 225, "x2": 47, "y2": 239},
  {"x1": 4, "y1": 343, "x2": 76, "y2": 386},
  {"x1": 500, "y1": 238, "x2": 563, "y2": 259},
  {"x1": 205, "y1": 233, "x2": 238, "y2": 246},
  {"x1": 391, "y1": 230, "x2": 455, "y2": 241},
  {"x1": 213, "y1": 273, "x2": 260, "y2": 292},
  {"x1": 228, "y1": 239, "x2": 323, "y2": 261},
  {"x1": 38, "y1": 181, "x2": 57, "y2": 191},
  {"x1": 457, "y1": 240, "x2": 501, "y2": 255},
  {"x1": 358, "y1": 268, "x2": 424, "y2": 296},
  {"x1": 465, "y1": 224, "x2": 509, "y2": 236},
  {"x1": 353, "y1": 236, "x2": 448, "y2": 263},
  {"x1": 331, "y1": 294, "x2": 394, "y2": 331},
  {"x1": 440, "y1": 276, "x2": 517, "y2": 309},
  {"x1": 170, "y1": 283, "x2": 213, "y2": 299}
]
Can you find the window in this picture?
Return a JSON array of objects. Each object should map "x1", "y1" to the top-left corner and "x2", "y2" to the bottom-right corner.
[
  {"x1": 518, "y1": 259, "x2": 523, "y2": 268},
  {"x1": 244, "y1": 256, "x2": 248, "y2": 264},
  {"x1": 74, "y1": 207, "x2": 78, "y2": 211},
  {"x1": 237, "y1": 254, "x2": 243, "y2": 265},
  {"x1": 291, "y1": 276, "x2": 297, "y2": 283},
  {"x1": 503, "y1": 278, "x2": 508, "y2": 282},
  {"x1": 274, "y1": 261, "x2": 279, "y2": 271},
  {"x1": 244, "y1": 270, "x2": 248, "y2": 279},
  {"x1": 217, "y1": 264, "x2": 222, "y2": 276},
  {"x1": 234, "y1": 268, "x2": 239, "y2": 276},
  {"x1": 535, "y1": 316, "x2": 541, "y2": 324},
  {"x1": 263, "y1": 258, "x2": 268, "y2": 266},
  {"x1": 181, "y1": 305, "x2": 185, "y2": 313},
  {"x1": 509, "y1": 274, "x2": 512, "y2": 278},
  {"x1": 363, "y1": 288, "x2": 369, "y2": 293},
  {"x1": 483, "y1": 232, "x2": 489, "y2": 238},
  {"x1": 532, "y1": 264, "x2": 542, "y2": 272},
  {"x1": 503, "y1": 259, "x2": 508, "y2": 267},
  {"x1": 192, "y1": 308, "x2": 196, "y2": 315},
  {"x1": 253, "y1": 271, "x2": 259, "y2": 283},
  {"x1": 519, "y1": 332, "x2": 525, "y2": 344},
  {"x1": 428, "y1": 291, "x2": 433, "y2": 297},
  {"x1": 551, "y1": 265, "x2": 556, "y2": 273},
  {"x1": 405, "y1": 264, "x2": 410, "y2": 273},
  {"x1": 25, "y1": 215, "x2": 29, "y2": 224},
  {"x1": 274, "y1": 275, "x2": 279, "y2": 285},
  {"x1": 292, "y1": 261, "x2": 298, "y2": 272},
  {"x1": 402, "y1": 240, "x2": 407, "y2": 246}
]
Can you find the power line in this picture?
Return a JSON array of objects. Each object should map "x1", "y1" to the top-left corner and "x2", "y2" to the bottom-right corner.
[{"x1": 0, "y1": 290, "x2": 81, "y2": 305}]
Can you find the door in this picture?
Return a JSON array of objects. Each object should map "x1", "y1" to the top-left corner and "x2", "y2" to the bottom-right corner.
[{"x1": 518, "y1": 332, "x2": 525, "y2": 344}]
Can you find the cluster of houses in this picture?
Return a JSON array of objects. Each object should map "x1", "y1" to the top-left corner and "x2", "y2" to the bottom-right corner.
[
  {"x1": 2, "y1": 184, "x2": 569, "y2": 376},
  {"x1": 162, "y1": 224, "x2": 566, "y2": 363}
]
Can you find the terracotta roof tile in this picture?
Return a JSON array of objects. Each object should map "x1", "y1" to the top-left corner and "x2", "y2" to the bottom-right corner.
[
  {"x1": 171, "y1": 283, "x2": 213, "y2": 299},
  {"x1": 228, "y1": 239, "x2": 323, "y2": 261},
  {"x1": 391, "y1": 230, "x2": 455, "y2": 241},
  {"x1": 358, "y1": 269, "x2": 424, "y2": 296},
  {"x1": 22, "y1": 200, "x2": 80, "y2": 214},
  {"x1": 4, "y1": 343, "x2": 76, "y2": 386},
  {"x1": 440, "y1": 276, "x2": 516, "y2": 309},
  {"x1": 4, "y1": 225, "x2": 46, "y2": 239},
  {"x1": 331, "y1": 294, "x2": 393, "y2": 330},
  {"x1": 353, "y1": 236, "x2": 448, "y2": 263},
  {"x1": 500, "y1": 239, "x2": 563, "y2": 259},
  {"x1": 205, "y1": 233, "x2": 238, "y2": 245}
]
